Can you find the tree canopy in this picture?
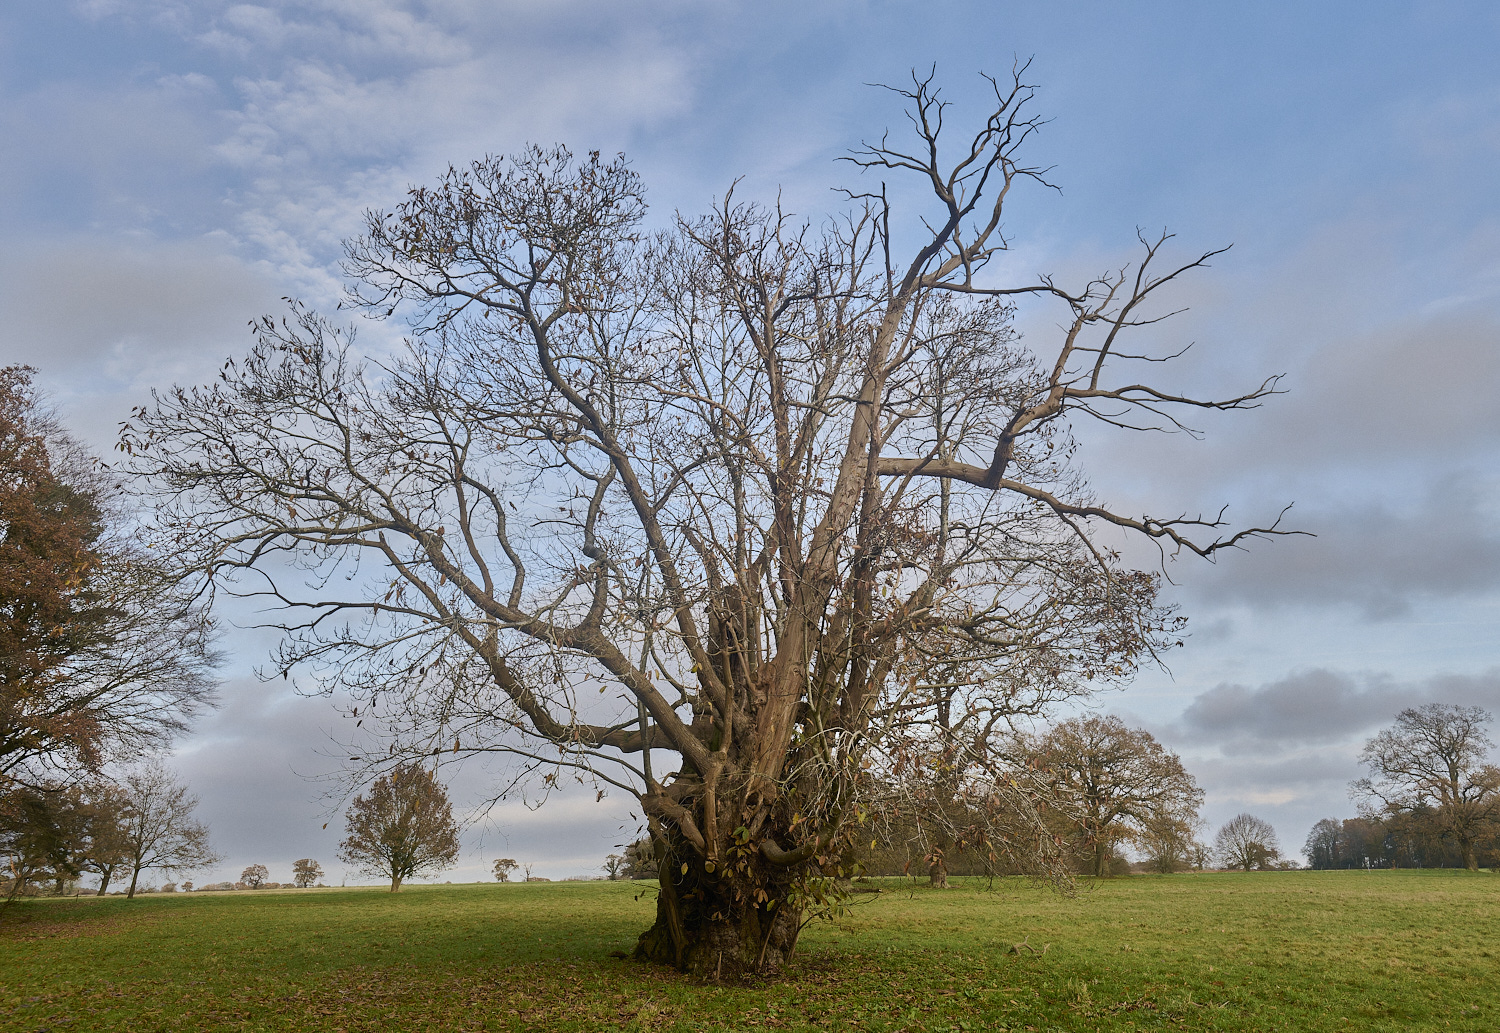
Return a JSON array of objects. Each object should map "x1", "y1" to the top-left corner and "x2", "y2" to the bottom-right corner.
[
  {"x1": 128, "y1": 70, "x2": 1289, "y2": 975},
  {"x1": 292, "y1": 858, "x2": 324, "y2": 887},
  {"x1": 1029, "y1": 715, "x2": 1203, "y2": 876},
  {"x1": 1213, "y1": 813, "x2": 1280, "y2": 871}
]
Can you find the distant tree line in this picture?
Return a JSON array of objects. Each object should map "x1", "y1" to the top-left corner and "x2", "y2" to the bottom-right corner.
[
  {"x1": 2, "y1": 762, "x2": 217, "y2": 900},
  {"x1": 1307, "y1": 704, "x2": 1500, "y2": 871},
  {"x1": 1304, "y1": 813, "x2": 1500, "y2": 871}
]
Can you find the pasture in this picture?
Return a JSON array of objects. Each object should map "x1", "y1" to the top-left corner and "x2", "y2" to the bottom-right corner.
[{"x1": 1, "y1": 870, "x2": 1494, "y2": 1032}]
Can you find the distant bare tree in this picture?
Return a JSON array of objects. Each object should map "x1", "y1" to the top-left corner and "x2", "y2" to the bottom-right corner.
[
  {"x1": 240, "y1": 864, "x2": 268, "y2": 889},
  {"x1": 128, "y1": 70, "x2": 1292, "y2": 975},
  {"x1": 1352, "y1": 704, "x2": 1500, "y2": 871},
  {"x1": 1213, "y1": 813, "x2": 1279, "y2": 871},
  {"x1": 338, "y1": 763, "x2": 460, "y2": 891},
  {"x1": 602, "y1": 854, "x2": 625, "y2": 880},
  {"x1": 491, "y1": 857, "x2": 518, "y2": 882},
  {"x1": 119, "y1": 763, "x2": 219, "y2": 898},
  {"x1": 292, "y1": 858, "x2": 323, "y2": 887}
]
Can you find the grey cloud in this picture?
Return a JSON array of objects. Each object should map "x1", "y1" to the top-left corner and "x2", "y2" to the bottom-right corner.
[
  {"x1": 1257, "y1": 311, "x2": 1500, "y2": 468},
  {"x1": 0, "y1": 238, "x2": 276, "y2": 370},
  {"x1": 0, "y1": 75, "x2": 229, "y2": 239},
  {"x1": 1074, "y1": 246, "x2": 1500, "y2": 520},
  {"x1": 170, "y1": 677, "x2": 351, "y2": 884},
  {"x1": 1182, "y1": 474, "x2": 1500, "y2": 619},
  {"x1": 1190, "y1": 748, "x2": 1360, "y2": 795},
  {"x1": 0, "y1": 237, "x2": 281, "y2": 450},
  {"x1": 1176, "y1": 666, "x2": 1500, "y2": 752},
  {"x1": 1189, "y1": 750, "x2": 1367, "y2": 859}
]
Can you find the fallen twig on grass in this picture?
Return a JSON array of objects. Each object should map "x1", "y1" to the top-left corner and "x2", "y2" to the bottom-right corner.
[{"x1": 1006, "y1": 935, "x2": 1050, "y2": 955}]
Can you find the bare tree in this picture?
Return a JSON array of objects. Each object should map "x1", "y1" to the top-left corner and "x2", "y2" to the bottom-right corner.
[
  {"x1": 0, "y1": 366, "x2": 218, "y2": 790},
  {"x1": 1213, "y1": 813, "x2": 1280, "y2": 871},
  {"x1": 603, "y1": 853, "x2": 625, "y2": 880},
  {"x1": 491, "y1": 857, "x2": 517, "y2": 882},
  {"x1": 119, "y1": 763, "x2": 219, "y2": 898},
  {"x1": 338, "y1": 762, "x2": 460, "y2": 891},
  {"x1": 866, "y1": 734, "x2": 1084, "y2": 889},
  {"x1": 240, "y1": 863, "x2": 269, "y2": 889},
  {"x1": 1029, "y1": 715, "x2": 1204, "y2": 876},
  {"x1": 128, "y1": 70, "x2": 1291, "y2": 975},
  {"x1": 1352, "y1": 704, "x2": 1500, "y2": 872},
  {"x1": 292, "y1": 858, "x2": 324, "y2": 887}
]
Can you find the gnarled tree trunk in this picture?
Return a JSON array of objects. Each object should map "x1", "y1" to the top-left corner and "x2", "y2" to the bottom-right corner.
[
  {"x1": 927, "y1": 845, "x2": 950, "y2": 889},
  {"x1": 632, "y1": 835, "x2": 803, "y2": 978}
]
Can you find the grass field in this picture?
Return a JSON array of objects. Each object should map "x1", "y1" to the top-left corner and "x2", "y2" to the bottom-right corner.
[{"x1": 2, "y1": 870, "x2": 1495, "y2": 1032}]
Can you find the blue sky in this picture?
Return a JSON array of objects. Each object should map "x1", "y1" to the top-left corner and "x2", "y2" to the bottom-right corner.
[{"x1": 3, "y1": 1, "x2": 1498, "y2": 883}]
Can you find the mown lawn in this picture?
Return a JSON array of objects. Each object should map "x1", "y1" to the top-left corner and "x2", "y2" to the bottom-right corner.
[{"x1": 1, "y1": 869, "x2": 1495, "y2": 1032}]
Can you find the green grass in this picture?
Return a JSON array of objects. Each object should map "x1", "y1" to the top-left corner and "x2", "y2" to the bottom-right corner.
[{"x1": 2, "y1": 870, "x2": 1496, "y2": 1031}]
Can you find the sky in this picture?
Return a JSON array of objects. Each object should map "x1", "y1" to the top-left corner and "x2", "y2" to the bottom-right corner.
[{"x1": 2, "y1": 0, "x2": 1498, "y2": 885}]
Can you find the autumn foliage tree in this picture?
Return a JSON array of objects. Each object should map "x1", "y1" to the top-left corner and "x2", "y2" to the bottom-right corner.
[
  {"x1": 292, "y1": 858, "x2": 324, "y2": 887},
  {"x1": 1029, "y1": 715, "x2": 1203, "y2": 876},
  {"x1": 128, "y1": 71, "x2": 1290, "y2": 975},
  {"x1": 0, "y1": 783, "x2": 91, "y2": 900},
  {"x1": 338, "y1": 763, "x2": 460, "y2": 891},
  {"x1": 0, "y1": 366, "x2": 217, "y2": 789}
]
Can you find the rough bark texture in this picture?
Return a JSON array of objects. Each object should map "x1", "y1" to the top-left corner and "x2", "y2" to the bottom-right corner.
[
  {"x1": 632, "y1": 845, "x2": 802, "y2": 979},
  {"x1": 927, "y1": 846, "x2": 950, "y2": 889}
]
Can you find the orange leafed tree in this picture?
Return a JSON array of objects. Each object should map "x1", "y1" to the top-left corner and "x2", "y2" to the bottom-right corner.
[
  {"x1": 338, "y1": 763, "x2": 461, "y2": 891},
  {"x1": 0, "y1": 366, "x2": 217, "y2": 788}
]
